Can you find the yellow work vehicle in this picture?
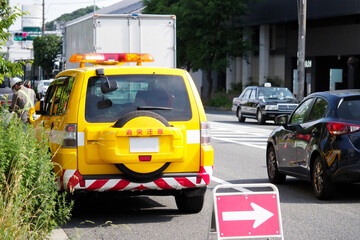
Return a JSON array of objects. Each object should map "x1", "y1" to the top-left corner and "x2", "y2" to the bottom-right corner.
[{"x1": 30, "y1": 53, "x2": 213, "y2": 213}]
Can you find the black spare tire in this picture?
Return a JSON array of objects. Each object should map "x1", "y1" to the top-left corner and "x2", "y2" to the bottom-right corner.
[
  {"x1": 113, "y1": 110, "x2": 170, "y2": 128},
  {"x1": 116, "y1": 162, "x2": 171, "y2": 183}
]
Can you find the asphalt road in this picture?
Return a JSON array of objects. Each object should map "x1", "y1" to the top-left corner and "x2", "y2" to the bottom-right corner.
[{"x1": 61, "y1": 111, "x2": 360, "y2": 240}]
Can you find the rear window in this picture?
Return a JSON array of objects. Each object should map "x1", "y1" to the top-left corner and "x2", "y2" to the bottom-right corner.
[
  {"x1": 338, "y1": 99, "x2": 360, "y2": 121},
  {"x1": 258, "y1": 87, "x2": 296, "y2": 100},
  {"x1": 85, "y1": 74, "x2": 192, "y2": 123}
]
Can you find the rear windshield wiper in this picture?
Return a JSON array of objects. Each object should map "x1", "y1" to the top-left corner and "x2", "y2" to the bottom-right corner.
[{"x1": 137, "y1": 106, "x2": 173, "y2": 111}]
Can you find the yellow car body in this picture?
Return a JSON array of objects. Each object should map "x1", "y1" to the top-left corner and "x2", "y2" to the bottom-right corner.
[{"x1": 31, "y1": 53, "x2": 213, "y2": 213}]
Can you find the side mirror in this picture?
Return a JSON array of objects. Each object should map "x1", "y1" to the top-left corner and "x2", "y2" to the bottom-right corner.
[
  {"x1": 275, "y1": 114, "x2": 289, "y2": 125},
  {"x1": 28, "y1": 107, "x2": 36, "y2": 124},
  {"x1": 35, "y1": 101, "x2": 44, "y2": 115},
  {"x1": 101, "y1": 78, "x2": 118, "y2": 94}
]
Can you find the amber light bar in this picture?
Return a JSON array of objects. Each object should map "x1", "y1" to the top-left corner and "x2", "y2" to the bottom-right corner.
[{"x1": 69, "y1": 53, "x2": 154, "y2": 67}]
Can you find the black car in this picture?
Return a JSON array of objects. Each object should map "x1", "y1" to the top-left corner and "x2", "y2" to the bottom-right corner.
[
  {"x1": 232, "y1": 85, "x2": 298, "y2": 124},
  {"x1": 267, "y1": 89, "x2": 360, "y2": 199}
]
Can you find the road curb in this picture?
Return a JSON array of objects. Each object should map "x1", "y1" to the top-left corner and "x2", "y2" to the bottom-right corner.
[{"x1": 50, "y1": 228, "x2": 68, "y2": 240}]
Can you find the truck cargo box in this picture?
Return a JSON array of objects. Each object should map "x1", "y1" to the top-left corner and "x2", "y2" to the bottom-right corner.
[{"x1": 64, "y1": 14, "x2": 176, "y2": 69}]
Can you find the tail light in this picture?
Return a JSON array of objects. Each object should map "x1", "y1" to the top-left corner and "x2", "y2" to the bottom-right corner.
[
  {"x1": 63, "y1": 124, "x2": 77, "y2": 148},
  {"x1": 327, "y1": 122, "x2": 360, "y2": 135},
  {"x1": 200, "y1": 121, "x2": 212, "y2": 145}
]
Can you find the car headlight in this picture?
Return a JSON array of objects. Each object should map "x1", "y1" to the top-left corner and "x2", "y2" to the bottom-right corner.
[{"x1": 265, "y1": 105, "x2": 278, "y2": 110}]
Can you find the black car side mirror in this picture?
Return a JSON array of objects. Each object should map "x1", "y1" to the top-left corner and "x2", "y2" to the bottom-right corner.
[{"x1": 275, "y1": 114, "x2": 289, "y2": 125}]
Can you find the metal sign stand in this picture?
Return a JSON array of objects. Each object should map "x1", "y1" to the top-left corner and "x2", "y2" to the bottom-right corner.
[{"x1": 208, "y1": 183, "x2": 284, "y2": 240}]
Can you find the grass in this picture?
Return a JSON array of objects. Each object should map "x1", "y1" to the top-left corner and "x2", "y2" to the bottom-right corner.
[
  {"x1": 0, "y1": 107, "x2": 73, "y2": 239},
  {"x1": 206, "y1": 90, "x2": 240, "y2": 110}
]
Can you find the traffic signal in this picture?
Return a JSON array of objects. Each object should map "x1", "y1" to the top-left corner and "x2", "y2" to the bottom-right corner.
[{"x1": 14, "y1": 32, "x2": 27, "y2": 41}]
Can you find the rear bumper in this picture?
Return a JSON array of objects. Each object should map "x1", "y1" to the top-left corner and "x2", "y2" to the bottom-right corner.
[{"x1": 57, "y1": 166, "x2": 213, "y2": 192}]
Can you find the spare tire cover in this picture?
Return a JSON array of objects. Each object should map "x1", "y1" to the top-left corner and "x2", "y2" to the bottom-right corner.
[{"x1": 114, "y1": 111, "x2": 171, "y2": 183}]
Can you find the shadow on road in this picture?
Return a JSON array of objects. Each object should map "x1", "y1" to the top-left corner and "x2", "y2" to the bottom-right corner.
[
  {"x1": 275, "y1": 178, "x2": 360, "y2": 203},
  {"x1": 64, "y1": 194, "x2": 181, "y2": 230},
  {"x1": 211, "y1": 177, "x2": 360, "y2": 204}
]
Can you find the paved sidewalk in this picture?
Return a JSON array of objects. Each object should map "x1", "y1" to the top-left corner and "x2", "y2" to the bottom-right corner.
[{"x1": 50, "y1": 228, "x2": 68, "y2": 240}]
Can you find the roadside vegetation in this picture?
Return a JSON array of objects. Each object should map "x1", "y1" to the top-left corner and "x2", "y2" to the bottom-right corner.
[
  {"x1": 206, "y1": 82, "x2": 243, "y2": 110},
  {"x1": 33, "y1": 35, "x2": 62, "y2": 77},
  {"x1": 206, "y1": 76, "x2": 284, "y2": 109},
  {"x1": 0, "y1": 107, "x2": 73, "y2": 239},
  {"x1": 45, "y1": 6, "x2": 98, "y2": 31},
  {"x1": 1, "y1": 1, "x2": 72, "y2": 238},
  {"x1": 207, "y1": 91, "x2": 238, "y2": 110}
]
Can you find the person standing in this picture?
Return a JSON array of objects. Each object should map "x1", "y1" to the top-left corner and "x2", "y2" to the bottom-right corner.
[{"x1": 10, "y1": 77, "x2": 36, "y2": 123}]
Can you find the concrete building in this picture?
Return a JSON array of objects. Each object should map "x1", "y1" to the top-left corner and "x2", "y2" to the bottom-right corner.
[
  {"x1": 227, "y1": 0, "x2": 360, "y2": 98},
  {"x1": 107, "y1": 0, "x2": 360, "y2": 99}
]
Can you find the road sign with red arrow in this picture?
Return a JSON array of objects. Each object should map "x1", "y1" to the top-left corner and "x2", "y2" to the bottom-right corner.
[{"x1": 212, "y1": 184, "x2": 283, "y2": 239}]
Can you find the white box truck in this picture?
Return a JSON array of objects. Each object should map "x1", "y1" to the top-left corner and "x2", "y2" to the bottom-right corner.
[{"x1": 64, "y1": 14, "x2": 176, "y2": 69}]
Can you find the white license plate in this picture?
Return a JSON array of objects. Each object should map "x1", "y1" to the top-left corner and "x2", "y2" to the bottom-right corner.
[{"x1": 129, "y1": 137, "x2": 159, "y2": 153}]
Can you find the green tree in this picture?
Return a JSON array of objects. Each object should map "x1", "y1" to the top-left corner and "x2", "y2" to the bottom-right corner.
[
  {"x1": 45, "y1": 5, "x2": 99, "y2": 30},
  {"x1": 0, "y1": 0, "x2": 27, "y2": 82},
  {"x1": 143, "y1": 0, "x2": 254, "y2": 101},
  {"x1": 33, "y1": 34, "x2": 62, "y2": 77}
]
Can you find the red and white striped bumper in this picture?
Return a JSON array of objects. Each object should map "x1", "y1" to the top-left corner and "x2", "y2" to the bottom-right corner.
[{"x1": 56, "y1": 166, "x2": 213, "y2": 192}]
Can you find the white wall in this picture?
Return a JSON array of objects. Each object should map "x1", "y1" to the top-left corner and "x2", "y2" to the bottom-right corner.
[{"x1": 269, "y1": 55, "x2": 285, "y2": 83}]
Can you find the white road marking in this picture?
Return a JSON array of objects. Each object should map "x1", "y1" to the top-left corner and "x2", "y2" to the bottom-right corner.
[
  {"x1": 209, "y1": 120, "x2": 275, "y2": 190},
  {"x1": 209, "y1": 121, "x2": 273, "y2": 149},
  {"x1": 211, "y1": 176, "x2": 252, "y2": 192}
]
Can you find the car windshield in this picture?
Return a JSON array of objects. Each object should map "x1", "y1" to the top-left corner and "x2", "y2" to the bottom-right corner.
[
  {"x1": 337, "y1": 99, "x2": 360, "y2": 121},
  {"x1": 258, "y1": 87, "x2": 295, "y2": 100},
  {"x1": 44, "y1": 82, "x2": 51, "y2": 86},
  {"x1": 85, "y1": 74, "x2": 192, "y2": 123}
]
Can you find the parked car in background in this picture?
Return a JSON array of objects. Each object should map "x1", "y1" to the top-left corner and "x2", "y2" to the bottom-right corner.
[
  {"x1": 266, "y1": 89, "x2": 360, "y2": 199},
  {"x1": 232, "y1": 84, "x2": 298, "y2": 124},
  {"x1": 37, "y1": 79, "x2": 53, "y2": 97}
]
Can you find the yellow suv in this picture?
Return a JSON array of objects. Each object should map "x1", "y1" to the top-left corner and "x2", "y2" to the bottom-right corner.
[{"x1": 31, "y1": 53, "x2": 213, "y2": 213}]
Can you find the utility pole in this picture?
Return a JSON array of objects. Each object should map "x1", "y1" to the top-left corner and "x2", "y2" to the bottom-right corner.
[
  {"x1": 42, "y1": 0, "x2": 45, "y2": 34},
  {"x1": 297, "y1": 0, "x2": 307, "y2": 100},
  {"x1": 5, "y1": 29, "x2": 12, "y2": 61}
]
